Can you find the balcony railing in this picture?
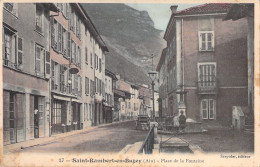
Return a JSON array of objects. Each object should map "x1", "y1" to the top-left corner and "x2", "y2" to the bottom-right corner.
[{"x1": 197, "y1": 80, "x2": 218, "y2": 94}]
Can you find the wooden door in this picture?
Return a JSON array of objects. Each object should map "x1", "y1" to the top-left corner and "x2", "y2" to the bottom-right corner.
[
  {"x1": 16, "y1": 93, "x2": 25, "y2": 142},
  {"x1": 38, "y1": 96, "x2": 45, "y2": 137},
  {"x1": 30, "y1": 95, "x2": 35, "y2": 139}
]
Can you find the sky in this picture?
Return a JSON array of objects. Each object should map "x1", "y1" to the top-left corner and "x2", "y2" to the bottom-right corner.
[{"x1": 126, "y1": 3, "x2": 200, "y2": 30}]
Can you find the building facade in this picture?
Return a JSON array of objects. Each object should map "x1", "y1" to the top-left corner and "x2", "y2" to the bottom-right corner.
[
  {"x1": 3, "y1": 3, "x2": 58, "y2": 145},
  {"x1": 157, "y1": 4, "x2": 248, "y2": 126},
  {"x1": 2, "y1": 3, "x2": 109, "y2": 145},
  {"x1": 49, "y1": 3, "x2": 108, "y2": 133},
  {"x1": 104, "y1": 69, "x2": 117, "y2": 123}
]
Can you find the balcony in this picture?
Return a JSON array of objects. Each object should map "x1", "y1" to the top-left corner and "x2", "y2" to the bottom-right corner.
[{"x1": 197, "y1": 80, "x2": 218, "y2": 95}]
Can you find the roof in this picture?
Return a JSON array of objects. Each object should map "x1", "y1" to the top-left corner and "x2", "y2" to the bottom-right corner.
[
  {"x1": 224, "y1": 4, "x2": 254, "y2": 21},
  {"x1": 156, "y1": 48, "x2": 167, "y2": 71},
  {"x1": 76, "y1": 3, "x2": 109, "y2": 52},
  {"x1": 105, "y1": 69, "x2": 118, "y2": 81},
  {"x1": 175, "y1": 3, "x2": 232, "y2": 16},
  {"x1": 164, "y1": 3, "x2": 233, "y2": 42}
]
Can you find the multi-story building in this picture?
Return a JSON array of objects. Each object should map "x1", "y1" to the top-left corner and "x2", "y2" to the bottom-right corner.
[
  {"x1": 80, "y1": 4, "x2": 108, "y2": 127},
  {"x1": 157, "y1": 48, "x2": 168, "y2": 117},
  {"x1": 157, "y1": 4, "x2": 248, "y2": 126},
  {"x1": 3, "y1": 3, "x2": 58, "y2": 145},
  {"x1": 138, "y1": 84, "x2": 152, "y2": 116},
  {"x1": 128, "y1": 83, "x2": 140, "y2": 120},
  {"x1": 49, "y1": 3, "x2": 108, "y2": 133},
  {"x1": 113, "y1": 74, "x2": 131, "y2": 121},
  {"x1": 104, "y1": 69, "x2": 117, "y2": 123}
]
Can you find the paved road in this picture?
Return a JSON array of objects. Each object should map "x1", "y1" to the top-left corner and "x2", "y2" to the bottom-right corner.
[{"x1": 19, "y1": 121, "x2": 148, "y2": 153}]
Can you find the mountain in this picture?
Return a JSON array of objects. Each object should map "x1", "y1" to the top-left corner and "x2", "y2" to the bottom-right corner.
[{"x1": 81, "y1": 3, "x2": 165, "y2": 85}]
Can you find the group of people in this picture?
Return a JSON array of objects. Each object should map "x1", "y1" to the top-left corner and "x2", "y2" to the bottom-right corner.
[{"x1": 173, "y1": 111, "x2": 186, "y2": 132}]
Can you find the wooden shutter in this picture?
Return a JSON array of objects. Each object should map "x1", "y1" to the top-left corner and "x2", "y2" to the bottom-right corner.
[
  {"x1": 79, "y1": 47, "x2": 81, "y2": 68},
  {"x1": 211, "y1": 32, "x2": 214, "y2": 50},
  {"x1": 17, "y1": 37, "x2": 23, "y2": 68},
  {"x1": 201, "y1": 99, "x2": 208, "y2": 119},
  {"x1": 45, "y1": 51, "x2": 51, "y2": 78},
  {"x1": 58, "y1": 23, "x2": 62, "y2": 52},
  {"x1": 50, "y1": 17, "x2": 55, "y2": 48},
  {"x1": 35, "y1": 45, "x2": 41, "y2": 73},
  {"x1": 79, "y1": 76, "x2": 82, "y2": 96},
  {"x1": 79, "y1": 19, "x2": 81, "y2": 39},
  {"x1": 67, "y1": 31, "x2": 70, "y2": 58},
  {"x1": 38, "y1": 97, "x2": 45, "y2": 137},
  {"x1": 209, "y1": 99, "x2": 216, "y2": 119}
]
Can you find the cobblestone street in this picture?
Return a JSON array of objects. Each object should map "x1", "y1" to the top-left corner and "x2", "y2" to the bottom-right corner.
[{"x1": 17, "y1": 121, "x2": 148, "y2": 153}]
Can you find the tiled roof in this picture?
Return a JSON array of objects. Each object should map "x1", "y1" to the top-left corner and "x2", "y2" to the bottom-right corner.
[{"x1": 175, "y1": 3, "x2": 233, "y2": 15}]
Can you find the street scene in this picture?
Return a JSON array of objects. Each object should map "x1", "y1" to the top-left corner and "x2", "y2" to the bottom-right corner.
[{"x1": 2, "y1": 2, "x2": 255, "y2": 158}]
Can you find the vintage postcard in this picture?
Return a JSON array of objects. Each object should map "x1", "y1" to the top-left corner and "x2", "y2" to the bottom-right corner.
[{"x1": 0, "y1": 0, "x2": 259, "y2": 166}]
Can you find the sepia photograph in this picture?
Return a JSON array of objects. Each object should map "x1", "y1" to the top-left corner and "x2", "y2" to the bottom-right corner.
[{"x1": 0, "y1": 1, "x2": 258, "y2": 166}]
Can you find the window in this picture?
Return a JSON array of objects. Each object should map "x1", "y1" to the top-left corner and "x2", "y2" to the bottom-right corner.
[
  {"x1": 95, "y1": 77, "x2": 98, "y2": 94},
  {"x1": 201, "y1": 99, "x2": 216, "y2": 119},
  {"x1": 90, "y1": 53, "x2": 93, "y2": 68},
  {"x1": 4, "y1": 3, "x2": 17, "y2": 16},
  {"x1": 85, "y1": 77, "x2": 89, "y2": 95},
  {"x1": 99, "y1": 58, "x2": 102, "y2": 72},
  {"x1": 89, "y1": 104, "x2": 92, "y2": 121},
  {"x1": 35, "y1": 44, "x2": 45, "y2": 76},
  {"x1": 62, "y1": 27, "x2": 67, "y2": 56},
  {"x1": 129, "y1": 102, "x2": 131, "y2": 109},
  {"x1": 70, "y1": 9, "x2": 75, "y2": 32},
  {"x1": 99, "y1": 79, "x2": 102, "y2": 95},
  {"x1": 74, "y1": 74, "x2": 78, "y2": 95},
  {"x1": 76, "y1": 17, "x2": 81, "y2": 39},
  {"x1": 71, "y1": 40, "x2": 76, "y2": 63},
  {"x1": 122, "y1": 105, "x2": 124, "y2": 110},
  {"x1": 198, "y1": 63, "x2": 216, "y2": 87},
  {"x1": 78, "y1": 47, "x2": 81, "y2": 68},
  {"x1": 59, "y1": 65, "x2": 67, "y2": 92},
  {"x1": 3, "y1": 27, "x2": 19, "y2": 68},
  {"x1": 36, "y1": 4, "x2": 44, "y2": 33},
  {"x1": 85, "y1": 47, "x2": 88, "y2": 64},
  {"x1": 53, "y1": 101, "x2": 62, "y2": 124},
  {"x1": 199, "y1": 31, "x2": 214, "y2": 51}
]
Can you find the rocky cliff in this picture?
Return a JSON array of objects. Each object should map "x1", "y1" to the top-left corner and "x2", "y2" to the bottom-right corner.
[{"x1": 81, "y1": 3, "x2": 165, "y2": 84}]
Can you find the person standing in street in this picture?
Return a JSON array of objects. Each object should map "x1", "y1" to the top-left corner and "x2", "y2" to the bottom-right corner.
[{"x1": 179, "y1": 111, "x2": 186, "y2": 133}]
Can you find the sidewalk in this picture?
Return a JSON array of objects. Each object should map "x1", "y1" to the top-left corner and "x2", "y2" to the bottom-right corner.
[{"x1": 4, "y1": 120, "x2": 132, "y2": 154}]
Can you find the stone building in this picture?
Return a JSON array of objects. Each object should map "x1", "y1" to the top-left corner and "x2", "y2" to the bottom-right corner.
[
  {"x1": 3, "y1": 3, "x2": 58, "y2": 145},
  {"x1": 157, "y1": 4, "x2": 248, "y2": 126},
  {"x1": 49, "y1": 3, "x2": 108, "y2": 133}
]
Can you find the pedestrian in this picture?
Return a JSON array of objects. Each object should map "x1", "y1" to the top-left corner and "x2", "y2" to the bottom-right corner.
[
  {"x1": 179, "y1": 111, "x2": 186, "y2": 133},
  {"x1": 173, "y1": 113, "x2": 179, "y2": 132}
]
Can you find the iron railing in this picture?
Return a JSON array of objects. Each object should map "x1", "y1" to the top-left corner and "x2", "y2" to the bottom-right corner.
[{"x1": 138, "y1": 125, "x2": 154, "y2": 154}]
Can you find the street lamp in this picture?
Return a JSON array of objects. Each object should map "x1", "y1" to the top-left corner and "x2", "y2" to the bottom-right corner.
[{"x1": 148, "y1": 70, "x2": 157, "y2": 121}]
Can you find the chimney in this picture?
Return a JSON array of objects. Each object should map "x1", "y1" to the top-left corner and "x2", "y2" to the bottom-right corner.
[{"x1": 170, "y1": 5, "x2": 178, "y2": 14}]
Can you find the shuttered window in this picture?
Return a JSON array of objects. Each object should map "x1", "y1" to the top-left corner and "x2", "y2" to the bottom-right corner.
[
  {"x1": 45, "y1": 51, "x2": 50, "y2": 78},
  {"x1": 201, "y1": 99, "x2": 216, "y2": 120},
  {"x1": 17, "y1": 37, "x2": 23, "y2": 67},
  {"x1": 35, "y1": 44, "x2": 45, "y2": 76},
  {"x1": 85, "y1": 77, "x2": 89, "y2": 95},
  {"x1": 199, "y1": 31, "x2": 214, "y2": 51}
]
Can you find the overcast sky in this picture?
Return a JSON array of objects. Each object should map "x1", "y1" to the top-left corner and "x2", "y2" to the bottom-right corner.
[{"x1": 126, "y1": 3, "x2": 200, "y2": 30}]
